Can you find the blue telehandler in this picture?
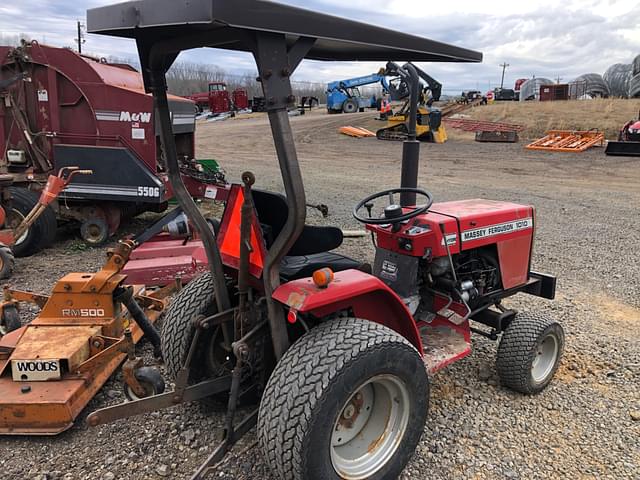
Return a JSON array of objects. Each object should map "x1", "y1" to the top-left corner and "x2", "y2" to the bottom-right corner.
[{"x1": 326, "y1": 73, "x2": 389, "y2": 113}]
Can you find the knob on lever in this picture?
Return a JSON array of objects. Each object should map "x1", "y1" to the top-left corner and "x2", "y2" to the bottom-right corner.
[{"x1": 364, "y1": 202, "x2": 374, "y2": 217}]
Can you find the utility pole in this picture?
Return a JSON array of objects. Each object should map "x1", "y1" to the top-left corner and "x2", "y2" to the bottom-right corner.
[
  {"x1": 556, "y1": 76, "x2": 562, "y2": 84},
  {"x1": 76, "y1": 21, "x2": 85, "y2": 54},
  {"x1": 499, "y1": 62, "x2": 509, "y2": 89}
]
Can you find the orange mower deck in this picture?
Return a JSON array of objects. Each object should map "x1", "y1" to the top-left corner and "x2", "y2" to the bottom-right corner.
[
  {"x1": 0, "y1": 242, "x2": 172, "y2": 435},
  {"x1": 525, "y1": 130, "x2": 604, "y2": 152}
]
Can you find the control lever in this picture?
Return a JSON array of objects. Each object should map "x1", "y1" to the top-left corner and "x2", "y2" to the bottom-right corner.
[
  {"x1": 364, "y1": 202, "x2": 374, "y2": 217},
  {"x1": 365, "y1": 202, "x2": 376, "y2": 247},
  {"x1": 439, "y1": 223, "x2": 458, "y2": 284}
]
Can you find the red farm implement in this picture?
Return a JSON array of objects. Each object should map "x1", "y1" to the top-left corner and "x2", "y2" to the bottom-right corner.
[{"x1": 0, "y1": 42, "x2": 226, "y2": 252}]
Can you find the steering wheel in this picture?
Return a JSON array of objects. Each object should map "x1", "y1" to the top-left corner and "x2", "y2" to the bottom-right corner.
[{"x1": 353, "y1": 187, "x2": 433, "y2": 225}]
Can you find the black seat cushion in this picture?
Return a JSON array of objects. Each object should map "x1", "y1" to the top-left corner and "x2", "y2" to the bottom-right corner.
[
  {"x1": 250, "y1": 189, "x2": 361, "y2": 280},
  {"x1": 280, "y1": 252, "x2": 363, "y2": 280},
  {"x1": 252, "y1": 189, "x2": 343, "y2": 255}
]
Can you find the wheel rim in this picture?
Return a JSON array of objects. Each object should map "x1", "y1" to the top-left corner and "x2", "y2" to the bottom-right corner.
[
  {"x1": 125, "y1": 381, "x2": 154, "y2": 401},
  {"x1": 330, "y1": 374, "x2": 410, "y2": 479},
  {"x1": 531, "y1": 332, "x2": 559, "y2": 383},
  {"x1": 6, "y1": 209, "x2": 28, "y2": 245},
  {"x1": 205, "y1": 326, "x2": 234, "y2": 376},
  {"x1": 84, "y1": 223, "x2": 105, "y2": 243}
]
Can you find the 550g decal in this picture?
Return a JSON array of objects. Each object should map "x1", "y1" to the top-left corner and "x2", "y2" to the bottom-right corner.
[{"x1": 137, "y1": 186, "x2": 161, "y2": 198}]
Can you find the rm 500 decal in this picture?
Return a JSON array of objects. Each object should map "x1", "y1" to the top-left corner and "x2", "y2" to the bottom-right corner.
[
  {"x1": 138, "y1": 186, "x2": 161, "y2": 198},
  {"x1": 62, "y1": 308, "x2": 105, "y2": 317}
]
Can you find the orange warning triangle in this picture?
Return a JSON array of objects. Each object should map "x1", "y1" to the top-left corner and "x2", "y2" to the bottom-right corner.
[{"x1": 217, "y1": 184, "x2": 266, "y2": 277}]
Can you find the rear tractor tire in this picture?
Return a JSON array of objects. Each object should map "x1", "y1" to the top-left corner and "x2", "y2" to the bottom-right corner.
[
  {"x1": 160, "y1": 272, "x2": 234, "y2": 407},
  {"x1": 258, "y1": 318, "x2": 429, "y2": 480},
  {"x1": 496, "y1": 312, "x2": 564, "y2": 394}
]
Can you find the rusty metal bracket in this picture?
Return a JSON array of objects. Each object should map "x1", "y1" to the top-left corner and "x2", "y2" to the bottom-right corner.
[
  {"x1": 74, "y1": 335, "x2": 126, "y2": 376},
  {"x1": 87, "y1": 376, "x2": 233, "y2": 426},
  {"x1": 190, "y1": 320, "x2": 267, "y2": 478},
  {"x1": 3, "y1": 286, "x2": 49, "y2": 309}
]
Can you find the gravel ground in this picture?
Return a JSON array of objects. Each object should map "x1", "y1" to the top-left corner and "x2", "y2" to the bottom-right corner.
[{"x1": 1, "y1": 110, "x2": 639, "y2": 479}]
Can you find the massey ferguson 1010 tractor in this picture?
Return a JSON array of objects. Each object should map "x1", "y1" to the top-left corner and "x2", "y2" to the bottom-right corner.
[{"x1": 87, "y1": 1, "x2": 564, "y2": 479}]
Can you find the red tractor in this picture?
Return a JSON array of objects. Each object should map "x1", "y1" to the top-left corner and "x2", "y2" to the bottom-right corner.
[
  {"x1": 605, "y1": 111, "x2": 640, "y2": 156},
  {"x1": 187, "y1": 82, "x2": 249, "y2": 114},
  {"x1": 87, "y1": 2, "x2": 564, "y2": 479}
]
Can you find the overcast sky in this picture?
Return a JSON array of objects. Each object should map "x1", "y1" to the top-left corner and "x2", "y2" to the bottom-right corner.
[{"x1": 1, "y1": 0, "x2": 639, "y2": 92}]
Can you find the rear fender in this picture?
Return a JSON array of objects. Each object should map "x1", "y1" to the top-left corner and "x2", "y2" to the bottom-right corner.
[{"x1": 272, "y1": 269, "x2": 423, "y2": 353}]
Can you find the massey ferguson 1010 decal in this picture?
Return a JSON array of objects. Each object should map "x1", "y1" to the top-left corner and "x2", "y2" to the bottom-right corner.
[{"x1": 462, "y1": 218, "x2": 533, "y2": 243}]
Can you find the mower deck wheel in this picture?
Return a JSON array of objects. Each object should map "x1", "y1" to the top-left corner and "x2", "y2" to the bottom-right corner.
[
  {"x1": 496, "y1": 312, "x2": 564, "y2": 394},
  {"x1": 0, "y1": 304, "x2": 21, "y2": 336},
  {"x1": 123, "y1": 366, "x2": 165, "y2": 401},
  {"x1": 0, "y1": 244, "x2": 15, "y2": 279},
  {"x1": 258, "y1": 318, "x2": 429, "y2": 480}
]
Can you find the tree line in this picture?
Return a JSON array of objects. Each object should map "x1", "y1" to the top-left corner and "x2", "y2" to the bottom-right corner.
[{"x1": 0, "y1": 35, "x2": 328, "y2": 101}]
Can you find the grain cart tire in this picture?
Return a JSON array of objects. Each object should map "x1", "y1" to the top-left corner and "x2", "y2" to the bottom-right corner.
[
  {"x1": 0, "y1": 244, "x2": 15, "y2": 279},
  {"x1": 0, "y1": 304, "x2": 20, "y2": 336},
  {"x1": 342, "y1": 99, "x2": 358, "y2": 114},
  {"x1": 7, "y1": 187, "x2": 57, "y2": 257},
  {"x1": 123, "y1": 366, "x2": 165, "y2": 401},
  {"x1": 160, "y1": 272, "x2": 231, "y2": 406},
  {"x1": 80, "y1": 217, "x2": 109, "y2": 245},
  {"x1": 258, "y1": 318, "x2": 429, "y2": 480},
  {"x1": 496, "y1": 312, "x2": 564, "y2": 394}
]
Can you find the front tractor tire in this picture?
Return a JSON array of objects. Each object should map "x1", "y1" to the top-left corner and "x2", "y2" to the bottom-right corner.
[
  {"x1": 496, "y1": 312, "x2": 564, "y2": 394},
  {"x1": 258, "y1": 318, "x2": 429, "y2": 480}
]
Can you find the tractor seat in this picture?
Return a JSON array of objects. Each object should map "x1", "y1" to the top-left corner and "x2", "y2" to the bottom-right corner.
[
  {"x1": 280, "y1": 252, "x2": 363, "y2": 280},
  {"x1": 251, "y1": 189, "x2": 364, "y2": 281}
]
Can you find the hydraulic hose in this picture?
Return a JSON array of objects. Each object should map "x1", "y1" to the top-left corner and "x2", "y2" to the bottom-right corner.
[{"x1": 115, "y1": 286, "x2": 162, "y2": 358}]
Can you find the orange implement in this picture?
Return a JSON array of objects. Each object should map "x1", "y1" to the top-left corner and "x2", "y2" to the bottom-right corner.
[
  {"x1": 339, "y1": 126, "x2": 376, "y2": 137},
  {"x1": 525, "y1": 130, "x2": 604, "y2": 152},
  {"x1": 0, "y1": 241, "x2": 173, "y2": 435}
]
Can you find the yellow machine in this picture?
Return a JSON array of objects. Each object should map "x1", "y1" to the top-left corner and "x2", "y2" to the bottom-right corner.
[
  {"x1": 377, "y1": 104, "x2": 448, "y2": 143},
  {"x1": 376, "y1": 68, "x2": 447, "y2": 143}
]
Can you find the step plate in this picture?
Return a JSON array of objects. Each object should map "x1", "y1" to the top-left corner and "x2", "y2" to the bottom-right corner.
[{"x1": 420, "y1": 322, "x2": 471, "y2": 374}]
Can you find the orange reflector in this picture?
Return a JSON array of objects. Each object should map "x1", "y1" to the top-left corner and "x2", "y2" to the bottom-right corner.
[
  {"x1": 312, "y1": 268, "x2": 334, "y2": 288},
  {"x1": 287, "y1": 309, "x2": 297, "y2": 324}
]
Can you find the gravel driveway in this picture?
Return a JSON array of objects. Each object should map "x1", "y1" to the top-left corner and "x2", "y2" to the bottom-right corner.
[{"x1": 1, "y1": 111, "x2": 639, "y2": 479}]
